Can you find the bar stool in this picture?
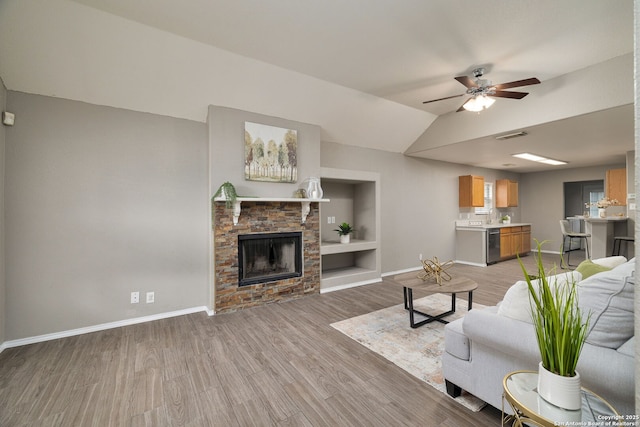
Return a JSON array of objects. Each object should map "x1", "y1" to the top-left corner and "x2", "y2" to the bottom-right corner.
[
  {"x1": 612, "y1": 236, "x2": 634, "y2": 257},
  {"x1": 559, "y1": 219, "x2": 590, "y2": 267}
]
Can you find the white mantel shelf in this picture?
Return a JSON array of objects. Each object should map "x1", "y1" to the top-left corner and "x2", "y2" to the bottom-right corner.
[{"x1": 213, "y1": 197, "x2": 330, "y2": 225}]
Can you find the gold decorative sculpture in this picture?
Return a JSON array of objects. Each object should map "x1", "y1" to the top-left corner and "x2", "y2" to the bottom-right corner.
[{"x1": 417, "y1": 256, "x2": 454, "y2": 285}]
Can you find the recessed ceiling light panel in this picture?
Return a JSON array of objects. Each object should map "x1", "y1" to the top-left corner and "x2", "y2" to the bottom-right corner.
[
  {"x1": 513, "y1": 153, "x2": 545, "y2": 162},
  {"x1": 512, "y1": 152, "x2": 567, "y2": 166}
]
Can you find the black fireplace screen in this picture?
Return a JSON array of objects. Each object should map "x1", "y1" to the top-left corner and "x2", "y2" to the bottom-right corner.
[{"x1": 238, "y1": 232, "x2": 302, "y2": 286}]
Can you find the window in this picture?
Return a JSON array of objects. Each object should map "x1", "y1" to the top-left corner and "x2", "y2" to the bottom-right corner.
[
  {"x1": 475, "y1": 182, "x2": 494, "y2": 214},
  {"x1": 588, "y1": 191, "x2": 604, "y2": 217}
]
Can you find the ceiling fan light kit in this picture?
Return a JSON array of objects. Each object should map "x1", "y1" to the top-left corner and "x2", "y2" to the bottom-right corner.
[
  {"x1": 462, "y1": 95, "x2": 495, "y2": 112},
  {"x1": 423, "y1": 67, "x2": 540, "y2": 113}
]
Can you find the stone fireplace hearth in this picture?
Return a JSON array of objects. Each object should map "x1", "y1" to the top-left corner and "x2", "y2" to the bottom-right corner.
[{"x1": 212, "y1": 200, "x2": 321, "y2": 313}]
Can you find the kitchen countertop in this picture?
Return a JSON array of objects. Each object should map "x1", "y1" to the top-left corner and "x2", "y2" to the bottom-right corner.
[
  {"x1": 583, "y1": 216, "x2": 628, "y2": 222},
  {"x1": 455, "y1": 220, "x2": 532, "y2": 231}
]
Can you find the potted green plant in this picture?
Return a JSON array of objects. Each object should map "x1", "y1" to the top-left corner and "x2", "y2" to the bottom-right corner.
[
  {"x1": 519, "y1": 240, "x2": 590, "y2": 410},
  {"x1": 213, "y1": 181, "x2": 238, "y2": 208},
  {"x1": 334, "y1": 222, "x2": 354, "y2": 244}
]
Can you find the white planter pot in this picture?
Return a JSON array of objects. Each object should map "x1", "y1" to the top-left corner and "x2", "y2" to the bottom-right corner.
[
  {"x1": 340, "y1": 234, "x2": 351, "y2": 244},
  {"x1": 598, "y1": 208, "x2": 606, "y2": 218},
  {"x1": 537, "y1": 362, "x2": 582, "y2": 410}
]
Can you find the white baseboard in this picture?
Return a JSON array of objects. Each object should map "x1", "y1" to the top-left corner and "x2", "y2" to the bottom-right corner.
[
  {"x1": 381, "y1": 266, "x2": 422, "y2": 277},
  {"x1": 454, "y1": 260, "x2": 488, "y2": 267},
  {"x1": 1, "y1": 306, "x2": 212, "y2": 352}
]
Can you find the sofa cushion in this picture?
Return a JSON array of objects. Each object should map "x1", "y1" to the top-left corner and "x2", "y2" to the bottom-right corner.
[
  {"x1": 575, "y1": 259, "x2": 611, "y2": 279},
  {"x1": 578, "y1": 259, "x2": 634, "y2": 349},
  {"x1": 497, "y1": 271, "x2": 582, "y2": 323},
  {"x1": 444, "y1": 318, "x2": 469, "y2": 361},
  {"x1": 591, "y1": 256, "x2": 627, "y2": 269},
  {"x1": 617, "y1": 337, "x2": 634, "y2": 357}
]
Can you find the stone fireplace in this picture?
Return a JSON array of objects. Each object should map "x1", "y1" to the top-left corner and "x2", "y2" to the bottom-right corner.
[{"x1": 212, "y1": 200, "x2": 321, "y2": 313}]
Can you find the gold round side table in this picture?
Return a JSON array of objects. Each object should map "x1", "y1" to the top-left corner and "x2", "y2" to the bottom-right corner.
[{"x1": 502, "y1": 371, "x2": 622, "y2": 427}]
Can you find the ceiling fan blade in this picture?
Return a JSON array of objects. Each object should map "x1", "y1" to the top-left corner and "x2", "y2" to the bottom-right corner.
[
  {"x1": 493, "y1": 77, "x2": 540, "y2": 90},
  {"x1": 455, "y1": 75, "x2": 478, "y2": 88},
  {"x1": 423, "y1": 93, "x2": 464, "y2": 104},
  {"x1": 491, "y1": 90, "x2": 529, "y2": 99}
]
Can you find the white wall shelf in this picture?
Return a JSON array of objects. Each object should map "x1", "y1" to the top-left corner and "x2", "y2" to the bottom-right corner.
[
  {"x1": 320, "y1": 239, "x2": 378, "y2": 255},
  {"x1": 320, "y1": 167, "x2": 381, "y2": 291},
  {"x1": 213, "y1": 197, "x2": 329, "y2": 225}
]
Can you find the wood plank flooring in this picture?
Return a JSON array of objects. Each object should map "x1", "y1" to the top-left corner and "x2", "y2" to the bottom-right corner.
[{"x1": 0, "y1": 252, "x2": 565, "y2": 426}]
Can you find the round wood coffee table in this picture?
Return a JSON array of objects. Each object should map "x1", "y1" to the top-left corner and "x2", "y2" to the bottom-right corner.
[{"x1": 391, "y1": 272, "x2": 478, "y2": 328}]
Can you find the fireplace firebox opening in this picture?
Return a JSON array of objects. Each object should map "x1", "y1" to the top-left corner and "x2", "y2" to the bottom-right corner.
[{"x1": 238, "y1": 232, "x2": 303, "y2": 287}]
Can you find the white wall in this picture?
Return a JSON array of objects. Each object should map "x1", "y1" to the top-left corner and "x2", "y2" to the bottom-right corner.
[
  {"x1": 4, "y1": 92, "x2": 209, "y2": 340},
  {"x1": 0, "y1": 0, "x2": 433, "y2": 154}
]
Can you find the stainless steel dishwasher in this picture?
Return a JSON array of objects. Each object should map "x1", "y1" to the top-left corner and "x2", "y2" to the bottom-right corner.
[{"x1": 486, "y1": 228, "x2": 501, "y2": 264}]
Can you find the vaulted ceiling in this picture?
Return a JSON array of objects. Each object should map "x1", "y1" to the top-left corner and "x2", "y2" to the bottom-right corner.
[{"x1": 0, "y1": 0, "x2": 634, "y2": 172}]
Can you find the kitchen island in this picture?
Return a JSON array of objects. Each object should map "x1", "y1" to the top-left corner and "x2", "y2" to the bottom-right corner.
[
  {"x1": 455, "y1": 221, "x2": 532, "y2": 266},
  {"x1": 584, "y1": 216, "x2": 629, "y2": 259}
]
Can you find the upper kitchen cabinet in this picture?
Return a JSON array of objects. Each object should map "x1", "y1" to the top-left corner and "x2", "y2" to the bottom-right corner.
[
  {"x1": 606, "y1": 168, "x2": 627, "y2": 205},
  {"x1": 459, "y1": 175, "x2": 484, "y2": 207},
  {"x1": 496, "y1": 179, "x2": 518, "y2": 208}
]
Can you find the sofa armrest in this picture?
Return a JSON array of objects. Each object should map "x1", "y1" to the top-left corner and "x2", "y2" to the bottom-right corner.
[{"x1": 463, "y1": 308, "x2": 540, "y2": 364}]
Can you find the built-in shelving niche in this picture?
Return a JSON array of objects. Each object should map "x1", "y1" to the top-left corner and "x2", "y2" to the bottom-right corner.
[{"x1": 320, "y1": 167, "x2": 381, "y2": 292}]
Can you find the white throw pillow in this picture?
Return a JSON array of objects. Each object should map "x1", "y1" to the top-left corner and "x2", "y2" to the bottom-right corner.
[
  {"x1": 497, "y1": 271, "x2": 582, "y2": 323},
  {"x1": 578, "y1": 259, "x2": 634, "y2": 349},
  {"x1": 591, "y1": 256, "x2": 627, "y2": 269}
]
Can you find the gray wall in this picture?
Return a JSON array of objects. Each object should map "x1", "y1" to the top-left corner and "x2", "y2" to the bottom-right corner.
[
  {"x1": 519, "y1": 164, "x2": 627, "y2": 253},
  {"x1": 321, "y1": 141, "x2": 520, "y2": 273},
  {"x1": 0, "y1": 94, "x2": 634, "y2": 343},
  {"x1": 0, "y1": 78, "x2": 6, "y2": 345},
  {"x1": 5, "y1": 92, "x2": 209, "y2": 340},
  {"x1": 208, "y1": 105, "x2": 322, "y2": 198}
]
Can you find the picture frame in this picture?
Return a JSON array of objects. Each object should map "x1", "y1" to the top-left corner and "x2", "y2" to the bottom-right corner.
[{"x1": 244, "y1": 122, "x2": 297, "y2": 183}]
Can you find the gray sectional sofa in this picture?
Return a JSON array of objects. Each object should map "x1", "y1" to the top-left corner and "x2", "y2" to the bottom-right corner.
[{"x1": 442, "y1": 256, "x2": 635, "y2": 416}]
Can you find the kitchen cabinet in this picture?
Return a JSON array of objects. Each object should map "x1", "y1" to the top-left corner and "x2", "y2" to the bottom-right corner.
[
  {"x1": 520, "y1": 225, "x2": 532, "y2": 254},
  {"x1": 500, "y1": 226, "x2": 531, "y2": 259},
  {"x1": 606, "y1": 168, "x2": 627, "y2": 205},
  {"x1": 455, "y1": 222, "x2": 532, "y2": 266},
  {"x1": 496, "y1": 179, "x2": 518, "y2": 208},
  {"x1": 459, "y1": 175, "x2": 484, "y2": 207}
]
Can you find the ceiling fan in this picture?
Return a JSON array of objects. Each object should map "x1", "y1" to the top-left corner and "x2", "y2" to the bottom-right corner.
[{"x1": 423, "y1": 68, "x2": 540, "y2": 112}]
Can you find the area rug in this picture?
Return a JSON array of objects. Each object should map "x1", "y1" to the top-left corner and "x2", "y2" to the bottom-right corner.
[{"x1": 330, "y1": 293, "x2": 487, "y2": 412}]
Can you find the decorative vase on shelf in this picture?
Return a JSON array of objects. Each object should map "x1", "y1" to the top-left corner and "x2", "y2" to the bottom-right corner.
[
  {"x1": 598, "y1": 208, "x2": 606, "y2": 218},
  {"x1": 303, "y1": 177, "x2": 323, "y2": 200},
  {"x1": 340, "y1": 234, "x2": 350, "y2": 244},
  {"x1": 537, "y1": 362, "x2": 582, "y2": 411}
]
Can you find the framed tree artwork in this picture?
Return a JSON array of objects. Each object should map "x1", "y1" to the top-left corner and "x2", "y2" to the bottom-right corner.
[{"x1": 244, "y1": 122, "x2": 298, "y2": 183}]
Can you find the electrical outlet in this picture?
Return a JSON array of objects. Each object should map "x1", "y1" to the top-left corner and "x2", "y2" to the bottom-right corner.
[
  {"x1": 331, "y1": 216, "x2": 335, "y2": 224},
  {"x1": 131, "y1": 291, "x2": 139, "y2": 304},
  {"x1": 146, "y1": 292, "x2": 155, "y2": 303},
  {"x1": 419, "y1": 253, "x2": 423, "y2": 261},
  {"x1": 327, "y1": 216, "x2": 332, "y2": 224}
]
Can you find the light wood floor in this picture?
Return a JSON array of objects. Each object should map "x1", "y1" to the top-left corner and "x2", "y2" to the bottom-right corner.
[{"x1": 0, "y1": 252, "x2": 565, "y2": 426}]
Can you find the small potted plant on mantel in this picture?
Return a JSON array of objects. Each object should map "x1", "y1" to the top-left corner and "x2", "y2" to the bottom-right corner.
[
  {"x1": 335, "y1": 222, "x2": 354, "y2": 244},
  {"x1": 519, "y1": 241, "x2": 591, "y2": 411},
  {"x1": 213, "y1": 181, "x2": 238, "y2": 208}
]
